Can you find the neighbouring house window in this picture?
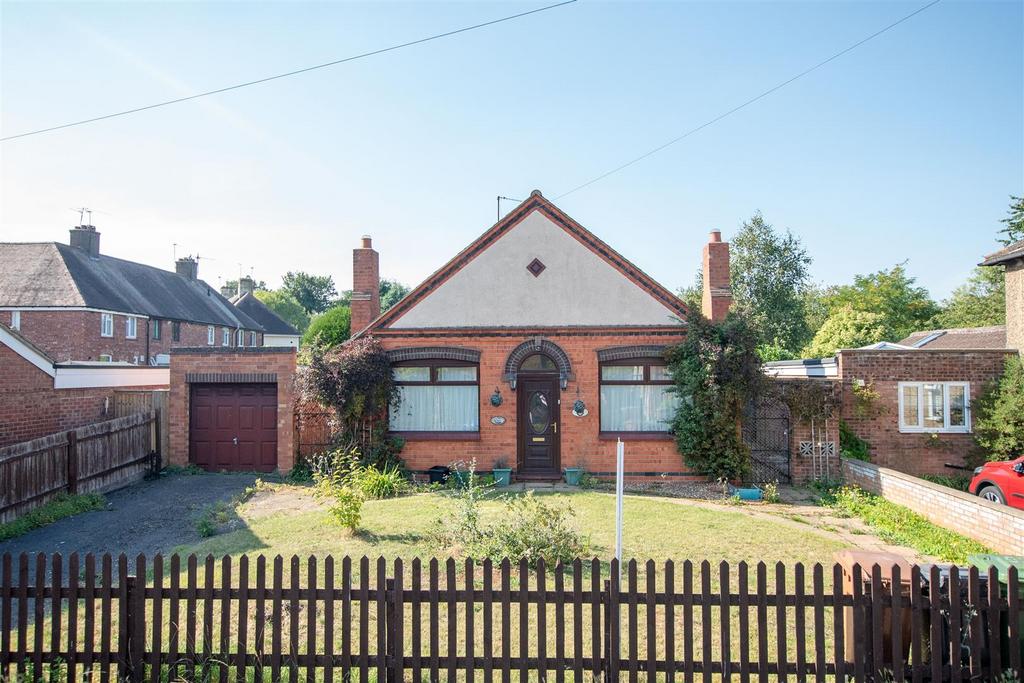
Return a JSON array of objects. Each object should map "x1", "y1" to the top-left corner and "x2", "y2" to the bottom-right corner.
[
  {"x1": 207, "y1": 325, "x2": 215, "y2": 345},
  {"x1": 250, "y1": 331, "x2": 257, "y2": 347},
  {"x1": 222, "y1": 328, "x2": 230, "y2": 346},
  {"x1": 898, "y1": 381, "x2": 970, "y2": 433},
  {"x1": 101, "y1": 313, "x2": 114, "y2": 338},
  {"x1": 125, "y1": 317, "x2": 137, "y2": 339},
  {"x1": 599, "y1": 360, "x2": 679, "y2": 433},
  {"x1": 389, "y1": 361, "x2": 480, "y2": 433},
  {"x1": 98, "y1": 354, "x2": 113, "y2": 363},
  {"x1": 10, "y1": 311, "x2": 20, "y2": 330},
  {"x1": 152, "y1": 319, "x2": 161, "y2": 340},
  {"x1": 172, "y1": 321, "x2": 181, "y2": 342},
  {"x1": 237, "y1": 329, "x2": 245, "y2": 346}
]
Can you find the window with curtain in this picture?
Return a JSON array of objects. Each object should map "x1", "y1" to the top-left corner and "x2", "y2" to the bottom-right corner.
[
  {"x1": 600, "y1": 361, "x2": 678, "y2": 433},
  {"x1": 898, "y1": 381, "x2": 970, "y2": 433},
  {"x1": 389, "y1": 361, "x2": 479, "y2": 433}
]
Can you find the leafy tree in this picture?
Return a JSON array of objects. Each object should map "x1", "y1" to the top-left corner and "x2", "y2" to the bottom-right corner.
[
  {"x1": 676, "y1": 269, "x2": 703, "y2": 314},
  {"x1": 302, "y1": 305, "x2": 351, "y2": 348},
  {"x1": 998, "y1": 195, "x2": 1024, "y2": 245},
  {"x1": 379, "y1": 279, "x2": 410, "y2": 313},
  {"x1": 254, "y1": 290, "x2": 311, "y2": 333},
  {"x1": 973, "y1": 356, "x2": 1024, "y2": 461},
  {"x1": 821, "y1": 263, "x2": 938, "y2": 341},
  {"x1": 802, "y1": 307, "x2": 888, "y2": 358},
  {"x1": 729, "y1": 212, "x2": 813, "y2": 356},
  {"x1": 930, "y1": 267, "x2": 1005, "y2": 329},
  {"x1": 282, "y1": 271, "x2": 338, "y2": 314},
  {"x1": 667, "y1": 312, "x2": 764, "y2": 480}
]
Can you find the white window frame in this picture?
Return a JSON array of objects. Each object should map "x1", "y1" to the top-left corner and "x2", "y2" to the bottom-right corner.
[
  {"x1": 222, "y1": 328, "x2": 230, "y2": 347},
  {"x1": 897, "y1": 381, "x2": 971, "y2": 433},
  {"x1": 98, "y1": 354, "x2": 113, "y2": 363},
  {"x1": 101, "y1": 313, "x2": 114, "y2": 338},
  {"x1": 207, "y1": 325, "x2": 215, "y2": 345},
  {"x1": 250, "y1": 331, "x2": 257, "y2": 347},
  {"x1": 236, "y1": 329, "x2": 244, "y2": 346},
  {"x1": 10, "y1": 310, "x2": 20, "y2": 330},
  {"x1": 125, "y1": 316, "x2": 137, "y2": 339}
]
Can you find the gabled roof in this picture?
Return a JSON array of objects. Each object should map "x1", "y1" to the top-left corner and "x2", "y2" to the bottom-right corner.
[
  {"x1": 230, "y1": 292, "x2": 300, "y2": 336},
  {"x1": 0, "y1": 321, "x2": 55, "y2": 377},
  {"x1": 897, "y1": 325, "x2": 1007, "y2": 350},
  {"x1": 980, "y1": 239, "x2": 1024, "y2": 266},
  {"x1": 363, "y1": 191, "x2": 689, "y2": 333},
  {"x1": 0, "y1": 242, "x2": 262, "y2": 330}
]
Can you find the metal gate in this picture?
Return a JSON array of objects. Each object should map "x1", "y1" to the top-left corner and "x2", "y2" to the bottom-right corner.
[{"x1": 742, "y1": 398, "x2": 791, "y2": 483}]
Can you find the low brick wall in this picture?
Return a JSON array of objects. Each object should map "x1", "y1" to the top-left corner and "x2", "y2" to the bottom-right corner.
[{"x1": 841, "y1": 457, "x2": 1024, "y2": 555}]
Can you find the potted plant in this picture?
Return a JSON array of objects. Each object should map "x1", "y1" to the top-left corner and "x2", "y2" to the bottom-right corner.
[
  {"x1": 564, "y1": 456, "x2": 585, "y2": 486},
  {"x1": 492, "y1": 457, "x2": 512, "y2": 487}
]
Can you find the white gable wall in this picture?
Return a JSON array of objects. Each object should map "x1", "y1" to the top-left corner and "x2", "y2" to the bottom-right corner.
[{"x1": 390, "y1": 210, "x2": 680, "y2": 328}]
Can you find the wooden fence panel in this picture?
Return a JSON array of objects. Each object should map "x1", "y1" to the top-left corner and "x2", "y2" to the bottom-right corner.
[
  {"x1": 112, "y1": 390, "x2": 168, "y2": 465},
  {"x1": 0, "y1": 412, "x2": 156, "y2": 524},
  {"x1": 0, "y1": 553, "x2": 1021, "y2": 682}
]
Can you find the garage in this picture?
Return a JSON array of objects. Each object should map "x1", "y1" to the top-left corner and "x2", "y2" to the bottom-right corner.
[{"x1": 189, "y1": 383, "x2": 278, "y2": 472}]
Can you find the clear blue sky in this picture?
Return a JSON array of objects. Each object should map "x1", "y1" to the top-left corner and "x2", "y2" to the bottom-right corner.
[{"x1": 2, "y1": 1, "x2": 1021, "y2": 301}]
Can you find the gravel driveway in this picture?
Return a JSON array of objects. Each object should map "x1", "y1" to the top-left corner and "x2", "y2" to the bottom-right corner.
[{"x1": 0, "y1": 472, "x2": 260, "y2": 562}]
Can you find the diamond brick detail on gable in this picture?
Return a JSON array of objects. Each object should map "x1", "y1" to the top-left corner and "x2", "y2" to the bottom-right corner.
[{"x1": 526, "y1": 258, "x2": 546, "y2": 277}]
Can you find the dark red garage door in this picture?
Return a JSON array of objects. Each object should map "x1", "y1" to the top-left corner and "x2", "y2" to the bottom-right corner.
[{"x1": 189, "y1": 384, "x2": 278, "y2": 472}]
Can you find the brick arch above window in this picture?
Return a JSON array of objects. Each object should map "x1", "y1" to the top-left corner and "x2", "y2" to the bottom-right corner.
[
  {"x1": 386, "y1": 346, "x2": 481, "y2": 364},
  {"x1": 503, "y1": 337, "x2": 573, "y2": 390},
  {"x1": 596, "y1": 345, "x2": 669, "y2": 363}
]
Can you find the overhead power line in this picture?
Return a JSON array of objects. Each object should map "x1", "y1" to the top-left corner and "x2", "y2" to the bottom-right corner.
[
  {"x1": 555, "y1": 0, "x2": 941, "y2": 199},
  {"x1": 1, "y1": 0, "x2": 577, "y2": 142}
]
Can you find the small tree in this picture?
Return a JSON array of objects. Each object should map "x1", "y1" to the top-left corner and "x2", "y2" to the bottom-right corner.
[
  {"x1": 802, "y1": 306, "x2": 888, "y2": 358},
  {"x1": 973, "y1": 356, "x2": 1024, "y2": 461},
  {"x1": 667, "y1": 312, "x2": 763, "y2": 480},
  {"x1": 255, "y1": 289, "x2": 311, "y2": 333},
  {"x1": 303, "y1": 305, "x2": 351, "y2": 348}
]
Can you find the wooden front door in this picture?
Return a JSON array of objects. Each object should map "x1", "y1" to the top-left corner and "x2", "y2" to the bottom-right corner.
[
  {"x1": 189, "y1": 384, "x2": 278, "y2": 472},
  {"x1": 516, "y1": 375, "x2": 560, "y2": 475}
]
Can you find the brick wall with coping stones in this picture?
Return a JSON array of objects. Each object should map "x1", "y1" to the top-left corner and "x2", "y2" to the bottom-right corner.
[
  {"x1": 9, "y1": 309, "x2": 261, "y2": 364},
  {"x1": 837, "y1": 348, "x2": 1015, "y2": 477},
  {"x1": 842, "y1": 457, "x2": 1024, "y2": 555},
  {"x1": 0, "y1": 341, "x2": 166, "y2": 447},
  {"x1": 167, "y1": 348, "x2": 297, "y2": 472}
]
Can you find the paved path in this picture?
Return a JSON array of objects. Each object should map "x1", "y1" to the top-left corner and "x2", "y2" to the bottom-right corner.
[{"x1": 0, "y1": 472, "x2": 259, "y2": 561}]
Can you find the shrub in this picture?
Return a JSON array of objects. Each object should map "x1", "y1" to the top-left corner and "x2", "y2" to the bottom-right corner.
[
  {"x1": 762, "y1": 480, "x2": 781, "y2": 504},
  {"x1": 348, "y1": 463, "x2": 410, "y2": 499},
  {"x1": 302, "y1": 305, "x2": 351, "y2": 348},
  {"x1": 828, "y1": 486, "x2": 988, "y2": 562},
  {"x1": 973, "y1": 356, "x2": 1024, "y2": 462},
  {"x1": 328, "y1": 487, "x2": 364, "y2": 531},
  {"x1": 430, "y1": 460, "x2": 491, "y2": 551},
  {"x1": 839, "y1": 421, "x2": 871, "y2": 461},
  {"x1": 920, "y1": 474, "x2": 971, "y2": 492},
  {"x1": 477, "y1": 493, "x2": 590, "y2": 567}
]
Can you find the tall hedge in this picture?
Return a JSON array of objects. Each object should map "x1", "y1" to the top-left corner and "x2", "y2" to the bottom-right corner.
[{"x1": 973, "y1": 355, "x2": 1024, "y2": 461}]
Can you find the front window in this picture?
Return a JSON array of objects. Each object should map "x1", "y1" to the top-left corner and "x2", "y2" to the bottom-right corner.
[
  {"x1": 172, "y1": 321, "x2": 181, "y2": 342},
  {"x1": 152, "y1": 319, "x2": 161, "y2": 340},
  {"x1": 389, "y1": 362, "x2": 479, "y2": 433},
  {"x1": 898, "y1": 382, "x2": 970, "y2": 433},
  {"x1": 125, "y1": 317, "x2": 137, "y2": 339},
  {"x1": 250, "y1": 331, "x2": 257, "y2": 347},
  {"x1": 101, "y1": 313, "x2": 114, "y2": 338},
  {"x1": 222, "y1": 328, "x2": 230, "y2": 346},
  {"x1": 207, "y1": 325, "x2": 215, "y2": 345},
  {"x1": 237, "y1": 329, "x2": 244, "y2": 346},
  {"x1": 600, "y1": 360, "x2": 678, "y2": 433}
]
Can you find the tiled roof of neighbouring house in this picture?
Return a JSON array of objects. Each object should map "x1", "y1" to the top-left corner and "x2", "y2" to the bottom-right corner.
[
  {"x1": 980, "y1": 239, "x2": 1024, "y2": 266},
  {"x1": 0, "y1": 242, "x2": 263, "y2": 330},
  {"x1": 230, "y1": 292, "x2": 300, "y2": 336},
  {"x1": 897, "y1": 325, "x2": 1007, "y2": 350}
]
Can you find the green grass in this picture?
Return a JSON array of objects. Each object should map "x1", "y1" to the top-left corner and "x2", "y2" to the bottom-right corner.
[
  {"x1": 0, "y1": 493, "x2": 106, "y2": 541},
  {"x1": 177, "y1": 486, "x2": 849, "y2": 567},
  {"x1": 828, "y1": 486, "x2": 989, "y2": 563}
]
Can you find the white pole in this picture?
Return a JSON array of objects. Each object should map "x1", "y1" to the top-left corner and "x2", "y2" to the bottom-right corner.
[{"x1": 615, "y1": 438, "x2": 624, "y2": 564}]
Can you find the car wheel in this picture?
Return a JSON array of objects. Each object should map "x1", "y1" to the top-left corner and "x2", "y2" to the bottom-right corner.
[{"x1": 978, "y1": 485, "x2": 1006, "y2": 505}]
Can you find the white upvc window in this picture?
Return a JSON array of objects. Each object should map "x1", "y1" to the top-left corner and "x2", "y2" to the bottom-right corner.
[
  {"x1": 222, "y1": 328, "x2": 230, "y2": 346},
  {"x1": 236, "y1": 329, "x2": 244, "y2": 346},
  {"x1": 125, "y1": 316, "x2": 138, "y2": 339},
  {"x1": 10, "y1": 310, "x2": 20, "y2": 330},
  {"x1": 207, "y1": 325, "x2": 215, "y2": 345},
  {"x1": 898, "y1": 382, "x2": 971, "y2": 433},
  {"x1": 250, "y1": 331, "x2": 257, "y2": 347},
  {"x1": 101, "y1": 313, "x2": 114, "y2": 338},
  {"x1": 98, "y1": 354, "x2": 113, "y2": 363}
]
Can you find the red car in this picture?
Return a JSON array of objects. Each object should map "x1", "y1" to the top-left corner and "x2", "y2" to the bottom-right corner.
[{"x1": 969, "y1": 456, "x2": 1024, "y2": 509}]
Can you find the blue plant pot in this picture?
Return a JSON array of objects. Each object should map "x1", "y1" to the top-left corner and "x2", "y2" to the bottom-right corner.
[
  {"x1": 564, "y1": 468, "x2": 584, "y2": 486},
  {"x1": 735, "y1": 487, "x2": 763, "y2": 501},
  {"x1": 492, "y1": 468, "x2": 512, "y2": 487}
]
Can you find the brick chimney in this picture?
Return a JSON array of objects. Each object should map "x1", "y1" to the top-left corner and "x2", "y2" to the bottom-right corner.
[
  {"x1": 350, "y1": 235, "x2": 380, "y2": 334},
  {"x1": 175, "y1": 256, "x2": 198, "y2": 280},
  {"x1": 69, "y1": 225, "x2": 100, "y2": 257},
  {"x1": 239, "y1": 276, "x2": 255, "y2": 295},
  {"x1": 701, "y1": 230, "x2": 732, "y2": 322}
]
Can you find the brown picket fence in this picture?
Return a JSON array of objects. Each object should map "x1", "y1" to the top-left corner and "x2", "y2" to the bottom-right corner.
[{"x1": 0, "y1": 553, "x2": 1020, "y2": 682}]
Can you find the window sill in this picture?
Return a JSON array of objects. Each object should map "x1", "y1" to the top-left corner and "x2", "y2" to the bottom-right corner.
[
  {"x1": 898, "y1": 427, "x2": 971, "y2": 435},
  {"x1": 599, "y1": 432, "x2": 674, "y2": 441},
  {"x1": 390, "y1": 431, "x2": 481, "y2": 441}
]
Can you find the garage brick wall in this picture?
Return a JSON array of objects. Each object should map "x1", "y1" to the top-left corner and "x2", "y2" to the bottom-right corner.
[{"x1": 168, "y1": 347, "x2": 297, "y2": 472}]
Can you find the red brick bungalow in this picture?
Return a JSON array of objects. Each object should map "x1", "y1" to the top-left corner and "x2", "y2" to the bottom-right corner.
[{"x1": 349, "y1": 191, "x2": 733, "y2": 481}]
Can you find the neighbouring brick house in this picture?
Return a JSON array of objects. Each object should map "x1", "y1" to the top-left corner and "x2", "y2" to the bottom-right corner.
[
  {"x1": 349, "y1": 190, "x2": 755, "y2": 482},
  {"x1": 230, "y1": 279, "x2": 301, "y2": 348},
  {"x1": 981, "y1": 238, "x2": 1024, "y2": 355},
  {"x1": 0, "y1": 224, "x2": 265, "y2": 365}
]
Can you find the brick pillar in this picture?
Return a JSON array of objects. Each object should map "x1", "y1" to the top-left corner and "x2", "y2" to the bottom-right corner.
[
  {"x1": 351, "y1": 236, "x2": 380, "y2": 334},
  {"x1": 701, "y1": 230, "x2": 732, "y2": 322}
]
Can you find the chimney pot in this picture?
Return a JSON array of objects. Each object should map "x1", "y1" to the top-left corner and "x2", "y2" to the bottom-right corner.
[
  {"x1": 69, "y1": 225, "x2": 101, "y2": 257},
  {"x1": 239, "y1": 276, "x2": 255, "y2": 295},
  {"x1": 361, "y1": 235, "x2": 373, "y2": 249},
  {"x1": 709, "y1": 230, "x2": 722, "y2": 243}
]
